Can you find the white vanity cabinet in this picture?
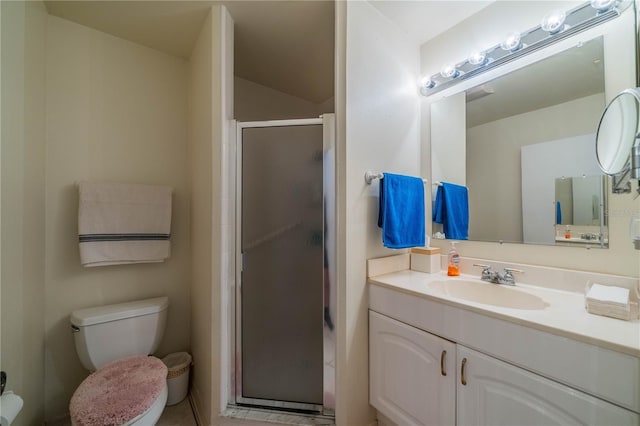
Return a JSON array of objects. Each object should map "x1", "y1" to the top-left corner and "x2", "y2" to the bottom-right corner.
[
  {"x1": 369, "y1": 311, "x2": 455, "y2": 425},
  {"x1": 369, "y1": 309, "x2": 640, "y2": 426},
  {"x1": 457, "y1": 345, "x2": 639, "y2": 426}
]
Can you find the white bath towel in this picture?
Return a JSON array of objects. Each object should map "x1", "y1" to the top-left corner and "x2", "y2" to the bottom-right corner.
[{"x1": 78, "y1": 182, "x2": 172, "y2": 267}]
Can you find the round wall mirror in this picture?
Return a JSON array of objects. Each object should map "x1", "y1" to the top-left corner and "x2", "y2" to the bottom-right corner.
[{"x1": 595, "y1": 88, "x2": 640, "y2": 175}]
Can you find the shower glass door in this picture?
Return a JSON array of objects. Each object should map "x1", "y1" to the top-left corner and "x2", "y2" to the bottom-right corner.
[{"x1": 237, "y1": 120, "x2": 326, "y2": 412}]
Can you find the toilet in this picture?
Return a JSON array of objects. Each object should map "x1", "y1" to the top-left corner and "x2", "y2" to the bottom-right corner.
[{"x1": 69, "y1": 296, "x2": 170, "y2": 426}]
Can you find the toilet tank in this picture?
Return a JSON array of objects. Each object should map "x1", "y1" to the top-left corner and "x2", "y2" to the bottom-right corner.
[{"x1": 70, "y1": 296, "x2": 169, "y2": 371}]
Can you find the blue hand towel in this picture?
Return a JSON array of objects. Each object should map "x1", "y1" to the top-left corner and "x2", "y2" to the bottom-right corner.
[
  {"x1": 432, "y1": 182, "x2": 469, "y2": 240},
  {"x1": 377, "y1": 173, "x2": 425, "y2": 249},
  {"x1": 556, "y1": 201, "x2": 562, "y2": 225}
]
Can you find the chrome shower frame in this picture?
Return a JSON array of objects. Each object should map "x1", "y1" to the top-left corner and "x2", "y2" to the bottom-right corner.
[{"x1": 231, "y1": 115, "x2": 336, "y2": 417}]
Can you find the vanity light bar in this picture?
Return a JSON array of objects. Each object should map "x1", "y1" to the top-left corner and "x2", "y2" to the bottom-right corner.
[{"x1": 420, "y1": 0, "x2": 631, "y2": 97}]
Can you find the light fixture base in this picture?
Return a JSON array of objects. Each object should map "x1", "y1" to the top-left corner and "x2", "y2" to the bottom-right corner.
[{"x1": 420, "y1": 0, "x2": 629, "y2": 97}]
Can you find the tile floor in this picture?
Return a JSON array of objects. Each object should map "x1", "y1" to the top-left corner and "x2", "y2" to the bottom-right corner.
[
  {"x1": 47, "y1": 398, "x2": 199, "y2": 426},
  {"x1": 220, "y1": 406, "x2": 334, "y2": 426},
  {"x1": 46, "y1": 398, "x2": 335, "y2": 426},
  {"x1": 157, "y1": 398, "x2": 198, "y2": 425},
  {"x1": 159, "y1": 398, "x2": 336, "y2": 426}
]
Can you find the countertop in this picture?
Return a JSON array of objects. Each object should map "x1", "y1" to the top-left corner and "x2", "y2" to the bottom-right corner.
[
  {"x1": 368, "y1": 270, "x2": 640, "y2": 358},
  {"x1": 554, "y1": 236, "x2": 608, "y2": 245}
]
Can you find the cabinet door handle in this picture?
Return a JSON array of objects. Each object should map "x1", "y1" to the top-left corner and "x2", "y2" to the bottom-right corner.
[
  {"x1": 461, "y1": 358, "x2": 467, "y2": 386},
  {"x1": 440, "y1": 350, "x2": 447, "y2": 376}
]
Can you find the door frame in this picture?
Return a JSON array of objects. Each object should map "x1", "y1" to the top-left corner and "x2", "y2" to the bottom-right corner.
[{"x1": 233, "y1": 116, "x2": 336, "y2": 416}]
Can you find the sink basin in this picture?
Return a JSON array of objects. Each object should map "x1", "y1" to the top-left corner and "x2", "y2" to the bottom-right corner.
[{"x1": 427, "y1": 279, "x2": 549, "y2": 310}]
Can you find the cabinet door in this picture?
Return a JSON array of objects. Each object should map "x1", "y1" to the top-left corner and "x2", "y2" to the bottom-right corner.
[
  {"x1": 457, "y1": 345, "x2": 640, "y2": 426},
  {"x1": 369, "y1": 311, "x2": 456, "y2": 426}
]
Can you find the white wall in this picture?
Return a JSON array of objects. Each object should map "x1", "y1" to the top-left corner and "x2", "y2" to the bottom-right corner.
[
  {"x1": 43, "y1": 15, "x2": 191, "y2": 421},
  {"x1": 467, "y1": 93, "x2": 604, "y2": 243},
  {"x1": 235, "y1": 76, "x2": 332, "y2": 121},
  {"x1": 421, "y1": 1, "x2": 640, "y2": 277},
  {"x1": 0, "y1": 1, "x2": 47, "y2": 424},
  {"x1": 337, "y1": 1, "x2": 421, "y2": 424}
]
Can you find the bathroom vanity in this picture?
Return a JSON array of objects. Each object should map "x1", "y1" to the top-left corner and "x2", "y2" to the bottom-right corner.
[{"x1": 367, "y1": 255, "x2": 640, "y2": 426}]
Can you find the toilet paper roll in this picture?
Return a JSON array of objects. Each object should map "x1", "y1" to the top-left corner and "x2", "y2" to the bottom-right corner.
[{"x1": 0, "y1": 392, "x2": 23, "y2": 426}]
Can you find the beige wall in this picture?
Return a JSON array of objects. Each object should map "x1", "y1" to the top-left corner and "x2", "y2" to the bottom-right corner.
[
  {"x1": 188, "y1": 8, "x2": 214, "y2": 424},
  {"x1": 467, "y1": 93, "x2": 604, "y2": 243},
  {"x1": 337, "y1": 1, "x2": 421, "y2": 424},
  {"x1": 219, "y1": 4, "x2": 235, "y2": 416},
  {"x1": 235, "y1": 76, "x2": 332, "y2": 121},
  {"x1": 188, "y1": 5, "x2": 233, "y2": 424},
  {"x1": 43, "y1": 15, "x2": 191, "y2": 421},
  {"x1": 0, "y1": 1, "x2": 47, "y2": 424},
  {"x1": 421, "y1": 1, "x2": 640, "y2": 277}
]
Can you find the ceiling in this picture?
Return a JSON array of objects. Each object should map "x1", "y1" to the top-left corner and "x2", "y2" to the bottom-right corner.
[
  {"x1": 44, "y1": 1, "x2": 496, "y2": 104},
  {"x1": 225, "y1": 1, "x2": 334, "y2": 104},
  {"x1": 44, "y1": 1, "x2": 213, "y2": 59}
]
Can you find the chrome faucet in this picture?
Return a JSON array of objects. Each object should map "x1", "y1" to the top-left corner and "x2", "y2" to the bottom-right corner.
[{"x1": 473, "y1": 264, "x2": 523, "y2": 286}]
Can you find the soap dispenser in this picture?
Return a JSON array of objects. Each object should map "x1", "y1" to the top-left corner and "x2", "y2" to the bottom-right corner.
[{"x1": 447, "y1": 242, "x2": 460, "y2": 276}]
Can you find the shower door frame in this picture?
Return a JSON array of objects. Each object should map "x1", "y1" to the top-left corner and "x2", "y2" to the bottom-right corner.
[{"x1": 233, "y1": 115, "x2": 336, "y2": 416}]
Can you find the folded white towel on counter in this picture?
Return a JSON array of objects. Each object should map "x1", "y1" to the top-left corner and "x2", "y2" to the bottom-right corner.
[
  {"x1": 585, "y1": 283, "x2": 634, "y2": 321},
  {"x1": 78, "y1": 182, "x2": 172, "y2": 267},
  {"x1": 586, "y1": 283, "x2": 630, "y2": 306}
]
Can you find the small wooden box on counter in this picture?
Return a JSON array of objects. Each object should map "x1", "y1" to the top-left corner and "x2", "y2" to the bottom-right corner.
[{"x1": 410, "y1": 247, "x2": 441, "y2": 273}]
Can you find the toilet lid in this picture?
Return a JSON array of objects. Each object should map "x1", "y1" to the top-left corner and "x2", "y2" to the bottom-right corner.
[{"x1": 70, "y1": 355, "x2": 167, "y2": 426}]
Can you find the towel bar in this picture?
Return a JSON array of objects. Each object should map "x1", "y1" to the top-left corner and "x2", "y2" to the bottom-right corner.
[{"x1": 365, "y1": 171, "x2": 428, "y2": 185}]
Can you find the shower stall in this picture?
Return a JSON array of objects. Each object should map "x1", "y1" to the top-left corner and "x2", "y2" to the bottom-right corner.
[{"x1": 234, "y1": 115, "x2": 335, "y2": 416}]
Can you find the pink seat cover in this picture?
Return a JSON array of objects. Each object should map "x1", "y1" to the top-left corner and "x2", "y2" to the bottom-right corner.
[{"x1": 70, "y1": 355, "x2": 167, "y2": 426}]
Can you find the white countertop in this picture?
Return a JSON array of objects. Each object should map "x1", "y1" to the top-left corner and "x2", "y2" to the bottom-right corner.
[
  {"x1": 554, "y1": 236, "x2": 608, "y2": 245},
  {"x1": 369, "y1": 270, "x2": 640, "y2": 358}
]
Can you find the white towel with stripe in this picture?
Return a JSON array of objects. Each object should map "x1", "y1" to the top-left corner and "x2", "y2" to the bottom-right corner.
[{"x1": 78, "y1": 182, "x2": 172, "y2": 267}]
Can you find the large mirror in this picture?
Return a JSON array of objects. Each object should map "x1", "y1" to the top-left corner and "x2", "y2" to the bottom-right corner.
[{"x1": 430, "y1": 2, "x2": 637, "y2": 248}]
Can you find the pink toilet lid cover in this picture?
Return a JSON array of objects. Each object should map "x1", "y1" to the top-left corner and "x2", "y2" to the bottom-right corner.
[{"x1": 70, "y1": 355, "x2": 167, "y2": 426}]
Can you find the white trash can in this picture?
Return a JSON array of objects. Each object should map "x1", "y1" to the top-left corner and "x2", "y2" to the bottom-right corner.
[{"x1": 162, "y1": 352, "x2": 192, "y2": 406}]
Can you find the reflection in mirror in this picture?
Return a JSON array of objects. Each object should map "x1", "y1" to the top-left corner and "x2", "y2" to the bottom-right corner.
[
  {"x1": 432, "y1": 37, "x2": 611, "y2": 247},
  {"x1": 554, "y1": 175, "x2": 607, "y2": 247},
  {"x1": 554, "y1": 176, "x2": 603, "y2": 226}
]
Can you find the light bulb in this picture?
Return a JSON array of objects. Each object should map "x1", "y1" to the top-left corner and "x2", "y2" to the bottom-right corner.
[
  {"x1": 541, "y1": 10, "x2": 566, "y2": 34},
  {"x1": 419, "y1": 75, "x2": 436, "y2": 89},
  {"x1": 590, "y1": 0, "x2": 617, "y2": 12},
  {"x1": 468, "y1": 50, "x2": 487, "y2": 65},
  {"x1": 500, "y1": 32, "x2": 522, "y2": 52},
  {"x1": 418, "y1": 75, "x2": 436, "y2": 96},
  {"x1": 440, "y1": 63, "x2": 460, "y2": 79}
]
